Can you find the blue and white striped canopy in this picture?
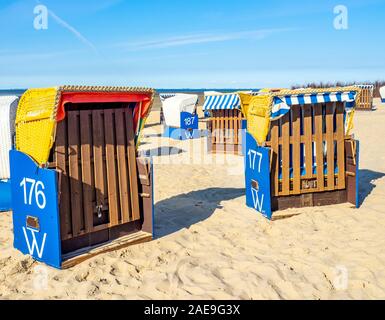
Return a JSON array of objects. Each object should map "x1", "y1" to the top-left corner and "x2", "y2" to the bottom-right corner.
[
  {"x1": 159, "y1": 93, "x2": 177, "y2": 101},
  {"x1": 203, "y1": 93, "x2": 241, "y2": 111},
  {"x1": 271, "y1": 91, "x2": 358, "y2": 120}
]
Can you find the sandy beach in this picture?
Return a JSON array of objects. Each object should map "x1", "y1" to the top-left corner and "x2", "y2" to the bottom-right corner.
[{"x1": 0, "y1": 98, "x2": 385, "y2": 300}]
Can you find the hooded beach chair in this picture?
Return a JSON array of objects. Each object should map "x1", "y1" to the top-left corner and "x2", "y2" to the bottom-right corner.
[
  {"x1": 0, "y1": 95, "x2": 19, "y2": 212},
  {"x1": 159, "y1": 93, "x2": 177, "y2": 124},
  {"x1": 203, "y1": 91, "x2": 248, "y2": 155},
  {"x1": 240, "y1": 87, "x2": 361, "y2": 220},
  {"x1": 10, "y1": 86, "x2": 155, "y2": 268},
  {"x1": 355, "y1": 84, "x2": 374, "y2": 110},
  {"x1": 160, "y1": 93, "x2": 202, "y2": 140},
  {"x1": 380, "y1": 86, "x2": 385, "y2": 103}
]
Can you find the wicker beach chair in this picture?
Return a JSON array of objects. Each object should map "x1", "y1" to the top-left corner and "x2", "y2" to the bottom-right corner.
[
  {"x1": 0, "y1": 95, "x2": 19, "y2": 180},
  {"x1": 203, "y1": 91, "x2": 248, "y2": 155},
  {"x1": 380, "y1": 86, "x2": 385, "y2": 103},
  {"x1": 160, "y1": 93, "x2": 201, "y2": 140},
  {"x1": 241, "y1": 86, "x2": 362, "y2": 220},
  {"x1": 355, "y1": 84, "x2": 374, "y2": 110},
  {"x1": 0, "y1": 95, "x2": 19, "y2": 212},
  {"x1": 11, "y1": 86, "x2": 155, "y2": 268}
]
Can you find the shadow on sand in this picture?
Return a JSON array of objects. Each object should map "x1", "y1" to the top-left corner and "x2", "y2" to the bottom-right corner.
[
  {"x1": 359, "y1": 169, "x2": 385, "y2": 206},
  {"x1": 140, "y1": 146, "x2": 186, "y2": 157},
  {"x1": 143, "y1": 132, "x2": 163, "y2": 138},
  {"x1": 154, "y1": 187, "x2": 244, "y2": 238}
]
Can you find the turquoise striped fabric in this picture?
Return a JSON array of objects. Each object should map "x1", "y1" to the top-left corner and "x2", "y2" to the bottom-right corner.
[
  {"x1": 203, "y1": 93, "x2": 240, "y2": 110},
  {"x1": 271, "y1": 91, "x2": 357, "y2": 120}
]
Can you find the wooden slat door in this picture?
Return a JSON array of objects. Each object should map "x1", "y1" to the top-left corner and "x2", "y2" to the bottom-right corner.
[
  {"x1": 268, "y1": 102, "x2": 347, "y2": 197},
  {"x1": 209, "y1": 109, "x2": 244, "y2": 153},
  {"x1": 54, "y1": 104, "x2": 141, "y2": 242}
]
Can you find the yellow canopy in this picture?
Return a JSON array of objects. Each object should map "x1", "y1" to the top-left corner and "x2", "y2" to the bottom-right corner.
[{"x1": 15, "y1": 88, "x2": 59, "y2": 166}]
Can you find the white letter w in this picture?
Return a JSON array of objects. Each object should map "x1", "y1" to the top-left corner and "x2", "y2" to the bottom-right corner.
[
  {"x1": 22, "y1": 227, "x2": 47, "y2": 259},
  {"x1": 251, "y1": 188, "x2": 264, "y2": 213}
]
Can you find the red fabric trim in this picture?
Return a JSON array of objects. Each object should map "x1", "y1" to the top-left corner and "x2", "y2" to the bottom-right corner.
[{"x1": 56, "y1": 92, "x2": 152, "y2": 122}]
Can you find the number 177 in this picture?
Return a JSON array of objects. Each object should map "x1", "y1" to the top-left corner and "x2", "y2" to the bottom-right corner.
[{"x1": 248, "y1": 149, "x2": 263, "y2": 172}]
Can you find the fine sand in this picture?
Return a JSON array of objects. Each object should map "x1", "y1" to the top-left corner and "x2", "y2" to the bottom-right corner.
[{"x1": 0, "y1": 99, "x2": 385, "y2": 300}]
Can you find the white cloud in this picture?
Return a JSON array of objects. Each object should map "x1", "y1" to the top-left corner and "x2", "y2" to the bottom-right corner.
[{"x1": 117, "y1": 28, "x2": 294, "y2": 51}]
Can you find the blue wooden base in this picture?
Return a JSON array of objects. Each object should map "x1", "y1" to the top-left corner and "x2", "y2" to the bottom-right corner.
[
  {"x1": 163, "y1": 125, "x2": 206, "y2": 140},
  {"x1": 10, "y1": 150, "x2": 61, "y2": 268},
  {"x1": 0, "y1": 180, "x2": 12, "y2": 212},
  {"x1": 10, "y1": 150, "x2": 155, "y2": 269},
  {"x1": 244, "y1": 132, "x2": 272, "y2": 219}
]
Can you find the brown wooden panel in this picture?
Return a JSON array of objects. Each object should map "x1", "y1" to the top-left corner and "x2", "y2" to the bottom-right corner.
[
  {"x1": 104, "y1": 109, "x2": 120, "y2": 227},
  {"x1": 345, "y1": 139, "x2": 358, "y2": 206},
  {"x1": 80, "y1": 110, "x2": 94, "y2": 233},
  {"x1": 115, "y1": 109, "x2": 132, "y2": 223},
  {"x1": 224, "y1": 110, "x2": 228, "y2": 143},
  {"x1": 229, "y1": 110, "x2": 234, "y2": 144},
  {"x1": 234, "y1": 110, "x2": 239, "y2": 145},
  {"x1": 68, "y1": 111, "x2": 84, "y2": 236},
  {"x1": 281, "y1": 113, "x2": 290, "y2": 195},
  {"x1": 55, "y1": 120, "x2": 72, "y2": 239},
  {"x1": 92, "y1": 109, "x2": 108, "y2": 225},
  {"x1": 270, "y1": 121, "x2": 279, "y2": 196},
  {"x1": 314, "y1": 104, "x2": 325, "y2": 192},
  {"x1": 325, "y1": 103, "x2": 335, "y2": 190},
  {"x1": 292, "y1": 106, "x2": 301, "y2": 194},
  {"x1": 210, "y1": 117, "x2": 214, "y2": 144},
  {"x1": 220, "y1": 111, "x2": 225, "y2": 144},
  {"x1": 303, "y1": 105, "x2": 313, "y2": 179},
  {"x1": 272, "y1": 190, "x2": 347, "y2": 213},
  {"x1": 125, "y1": 108, "x2": 141, "y2": 221},
  {"x1": 212, "y1": 113, "x2": 217, "y2": 144},
  {"x1": 336, "y1": 103, "x2": 346, "y2": 189}
]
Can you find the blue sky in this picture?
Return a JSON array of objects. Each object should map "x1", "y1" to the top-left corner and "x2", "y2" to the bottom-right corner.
[{"x1": 0, "y1": 0, "x2": 384, "y2": 88}]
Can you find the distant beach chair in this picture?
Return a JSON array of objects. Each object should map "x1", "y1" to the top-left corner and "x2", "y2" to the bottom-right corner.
[
  {"x1": 203, "y1": 91, "x2": 248, "y2": 155},
  {"x1": 10, "y1": 86, "x2": 155, "y2": 269},
  {"x1": 159, "y1": 93, "x2": 177, "y2": 124},
  {"x1": 355, "y1": 84, "x2": 374, "y2": 110},
  {"x1": 160, "y1": 93, "x2": 204, "y2": 140},
  {"x1": 241, "y1": 86, "x2": 361, "y2": 220},
  {"x1": 0, "y1": 96, "x2": 19, "y2": 212},
  {"x1": 380, "y1": 86, "x2": 385, "y2": 103}
]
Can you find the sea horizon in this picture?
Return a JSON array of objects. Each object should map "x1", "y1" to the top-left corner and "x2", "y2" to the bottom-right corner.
[{"x1": 0, "y1": 88, "x2": 257, "y2": 96}]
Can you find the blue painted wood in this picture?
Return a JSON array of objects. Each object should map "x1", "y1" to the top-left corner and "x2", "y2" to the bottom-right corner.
[
  {"x1": 180, "y1": 112, "x2": 198, "y2": 130},
  {"x1": 10, "y1": 150, "x2": 62, "y2": 269},
  {"x1": 163, "y1": 125, "x2": 206, "y2": 141},
  {"x1": 0, "y1": 180, "x2": 12, "y2": 212},
  {"x1": 244, "y1": 132, "x2": 272, "y2": 219}
]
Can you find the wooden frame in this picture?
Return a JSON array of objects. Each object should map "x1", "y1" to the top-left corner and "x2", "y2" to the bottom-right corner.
[
  {"x1": 246, "y1": 100, "x2": 359, "y2": 219},
  {"x1": 267, "y1": 102, "x2": 347, "y2": 197},
  {"x1": 51, "y1": 102, "x2": 153, "y2": 266},
  {"x1": 207, "y1": 109, "x2": 245, "y2": 155},
  {"x1": 11, "y1": 86, "x2": 155, "y2": 269}
]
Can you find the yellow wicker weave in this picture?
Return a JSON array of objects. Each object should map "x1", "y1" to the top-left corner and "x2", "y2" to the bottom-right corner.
[
  {"x1": 15, "y1": 88, "x2": 59, "y2": 165},
  {"x1": 239, "y1": 93, "x2": 273, "y2": 145}
]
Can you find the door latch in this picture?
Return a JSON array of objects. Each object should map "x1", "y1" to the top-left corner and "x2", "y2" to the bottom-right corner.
[{"x1": 96, "y1": 205, "x2": 103, "y2": 219}]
